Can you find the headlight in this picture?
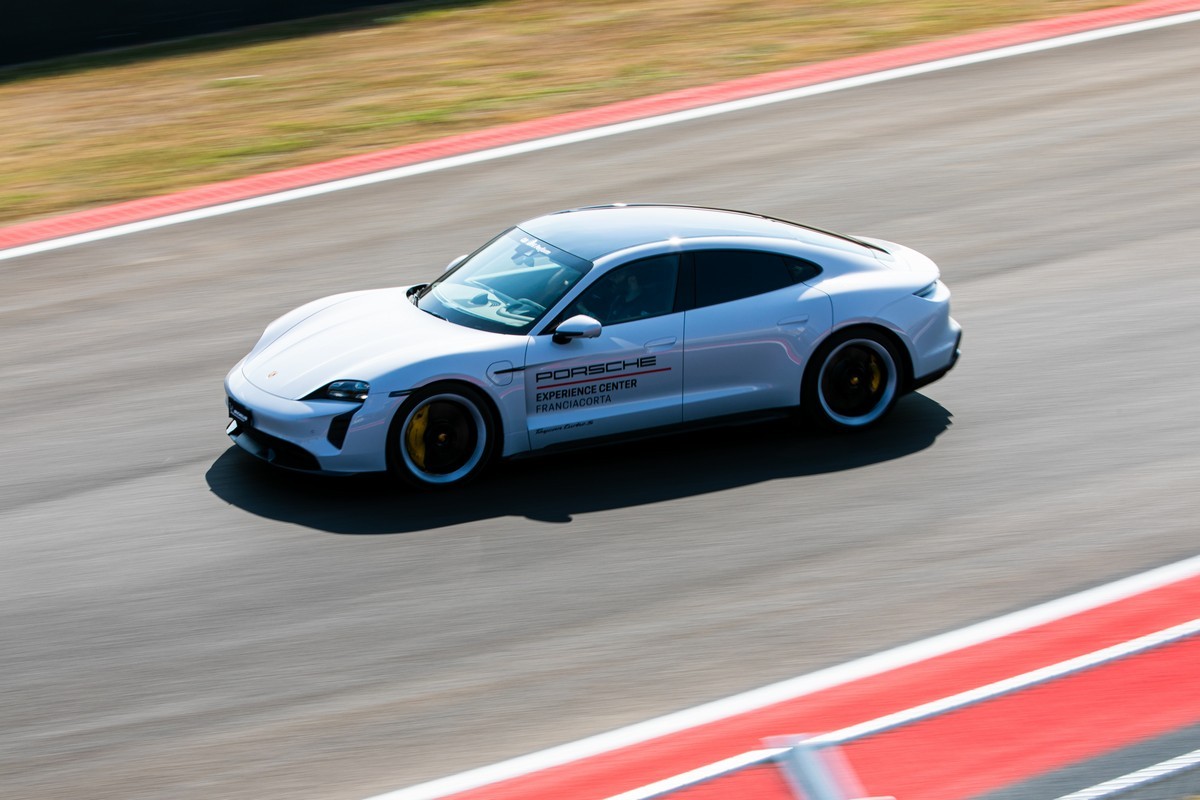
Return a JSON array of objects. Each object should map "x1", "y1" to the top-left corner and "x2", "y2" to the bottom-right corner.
[{"x1": 305, "y1": 380, "x2": 370, "y2": 402}]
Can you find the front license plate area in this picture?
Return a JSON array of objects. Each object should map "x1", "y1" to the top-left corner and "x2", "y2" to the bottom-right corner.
[{"x1": 227, "y1": 397, "x2": 253, "y2": 427}]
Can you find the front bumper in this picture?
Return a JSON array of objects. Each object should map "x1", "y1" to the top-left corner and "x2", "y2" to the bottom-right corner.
[{"x1": 224, "y1": 362, "x2": 399, "y2": 473}]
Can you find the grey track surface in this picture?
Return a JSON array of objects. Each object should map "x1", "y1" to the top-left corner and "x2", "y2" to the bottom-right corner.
[{"x1": 3, "y1": 20, "x2": 1199, "y2": 800}]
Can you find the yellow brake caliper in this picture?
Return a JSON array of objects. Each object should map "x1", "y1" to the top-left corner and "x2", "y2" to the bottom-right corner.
[
  {"x1": 406, "y1": 405, "x2": 430, "y2": 471},
  {"x1": 869, "y1": 356, "x2": 882, "y2": 393}
]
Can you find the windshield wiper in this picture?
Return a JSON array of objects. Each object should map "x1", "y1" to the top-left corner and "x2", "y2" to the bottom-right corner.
[{"x1": 406, "y1": 284, "x2": 447, "y2": 320}]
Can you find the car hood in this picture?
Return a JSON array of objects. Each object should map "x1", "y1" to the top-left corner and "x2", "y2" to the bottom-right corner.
[{"x1": 241, "y1": 287, "x2": 495, "y2": 399}]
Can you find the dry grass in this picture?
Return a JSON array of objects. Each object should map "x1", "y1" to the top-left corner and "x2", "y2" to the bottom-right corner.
[{"x1": 0, "y1": 0, "x2": 1126, "y2": 226}]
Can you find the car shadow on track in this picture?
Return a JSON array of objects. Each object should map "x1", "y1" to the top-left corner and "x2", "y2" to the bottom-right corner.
[{"x1": 205, "y1": 393, "x2": 952, "y2": 534}]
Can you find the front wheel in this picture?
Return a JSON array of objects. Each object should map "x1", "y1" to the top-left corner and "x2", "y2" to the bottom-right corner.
[
  {"x1": 803, "y1": 330, "x2": 903, "y2": 430},
  {"x1": 388, "y1": 385, "x2": 496, "y2": 489}
]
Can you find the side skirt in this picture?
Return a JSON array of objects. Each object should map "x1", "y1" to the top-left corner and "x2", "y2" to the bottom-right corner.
[{"x1": 510, "y1": 407, "x2": 796, "y2": 460}]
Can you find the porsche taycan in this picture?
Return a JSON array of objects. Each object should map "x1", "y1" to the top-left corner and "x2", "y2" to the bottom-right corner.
[{"x1": 225, "y1": 204, "x2": 961, "y2": 488}]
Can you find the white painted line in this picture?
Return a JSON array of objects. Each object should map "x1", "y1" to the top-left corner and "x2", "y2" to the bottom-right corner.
[
  {"x1": 365, "y1": 554, "x2": 1200, "y2": 800},
  {"x1": 4, "y1": 9, "x2": 1200, "y2": 263},
  {"x1": 810, "y1": 617, "x2": 1200, "y2": 745},
  {"x1": 1053, "y1": 747, "x2": 1200, "y2": 800}
]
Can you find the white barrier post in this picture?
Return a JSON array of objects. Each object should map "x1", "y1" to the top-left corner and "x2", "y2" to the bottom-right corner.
[{"x1": 765, "y1": 736, "x2": 895, "y2": 800}]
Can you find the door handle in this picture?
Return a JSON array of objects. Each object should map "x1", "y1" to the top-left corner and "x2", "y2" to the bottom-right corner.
[
  {"x1": 644, "y1": 337, "x2": 677, "y2": 351},
  {"x1": 777, "y1": 315, "x2": 809, "y2": 326}
]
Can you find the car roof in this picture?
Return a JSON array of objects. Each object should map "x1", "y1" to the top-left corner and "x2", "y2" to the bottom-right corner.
[{"x1": 518, "y1": 204, "x2": 881, "y2": 262}]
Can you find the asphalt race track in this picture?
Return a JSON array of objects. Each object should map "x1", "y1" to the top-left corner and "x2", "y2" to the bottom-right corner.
[{"x1": 2, "y1": 18, "x2": 1199, "y2": 800}]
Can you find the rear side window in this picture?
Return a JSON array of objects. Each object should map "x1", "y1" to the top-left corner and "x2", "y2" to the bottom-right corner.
[
  {"x1": 692, "y1": 250, "x2": 820, "y2": 308},
  {"x1": 785, "y1": 257, "x2": 822, "y2": 283}
]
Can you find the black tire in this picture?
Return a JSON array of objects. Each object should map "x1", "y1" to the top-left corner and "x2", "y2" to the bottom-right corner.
[
  {"x1": 803, "y1": 328, "x2": 903, "y2": 431},
  {"x1": 387, "y1": 384, "x2": 497, "y2": 489}
]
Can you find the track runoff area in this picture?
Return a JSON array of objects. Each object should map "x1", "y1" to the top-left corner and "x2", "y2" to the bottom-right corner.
[
  {"x1": 2, "y1": 0, "x2": 1200, "y2": 259},
  {"x1": 5, "y1": 2, "x2": 1198, "y2": 799}
]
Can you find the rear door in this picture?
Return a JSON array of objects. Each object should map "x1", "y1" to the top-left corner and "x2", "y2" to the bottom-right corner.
[
  {"x1": 682, "y1": 249, "x2": 832, "y2": 421},
  {"x1": 524, "y1": 255, "x2": 684, "y2": 449}
]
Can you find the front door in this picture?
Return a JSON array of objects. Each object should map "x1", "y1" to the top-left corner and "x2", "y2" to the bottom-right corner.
[{"x1": 524, "y1": 255, "x2": 684, "y2": 449}]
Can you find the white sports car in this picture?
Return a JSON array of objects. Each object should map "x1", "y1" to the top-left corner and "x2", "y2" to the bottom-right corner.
[{"x1": 225, "y1": 204, "x2": 961, "y2": 488}]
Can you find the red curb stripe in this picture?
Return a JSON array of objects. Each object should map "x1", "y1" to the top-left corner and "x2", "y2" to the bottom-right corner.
[
  {"x1": 667, "y1": 763, "x2": 795, "y2": 799},
  {"x1": 3, "y1": 0, "x2": 1199, "y2": 252},
  {"x1": 850, "y1": 635, "x2": 1200, "y2": 800},
  {"x1": 672, "y1": 633, "x2": 1200, "y2": 800}
]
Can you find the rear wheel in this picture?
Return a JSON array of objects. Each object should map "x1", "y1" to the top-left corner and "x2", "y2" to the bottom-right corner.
[
  {"x1": 388, "y1": 385, "x2": 496, "y2": 489},
  {"x1": 804, "y1": 329, "x2": 902, "y2": 430}
]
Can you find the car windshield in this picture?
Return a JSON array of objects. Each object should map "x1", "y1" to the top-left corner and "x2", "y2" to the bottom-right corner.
[{"x1": 417, "y1": 228, "x2": 592, "y2": 334}]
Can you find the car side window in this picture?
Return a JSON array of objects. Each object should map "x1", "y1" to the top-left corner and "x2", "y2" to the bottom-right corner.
[
  {"x1": 692, "y1": 250, "x2": 820, "y2": 308},
  {"x1": 561, "y1": 255, "x2": 680, "y2": 326}
]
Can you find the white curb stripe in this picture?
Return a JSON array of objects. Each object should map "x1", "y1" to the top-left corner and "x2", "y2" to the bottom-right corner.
[
  {"x1": 811, "y1": 617, "x2": 1200, "y2": 744},
  {"x1": 3, "y1": 9, "x2": 1200, "y2": 264},
  {"x1": 602, "y1": 749, "x2": 786, "y2": 800}
]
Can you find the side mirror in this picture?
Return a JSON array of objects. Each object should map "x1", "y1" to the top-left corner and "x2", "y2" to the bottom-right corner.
[
  {"x1": 552, "y1": 314, "x2": 602, "y2": 345},
  {"x1": 444, "y1": 254, "x2": 468, "y2": 273}
]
